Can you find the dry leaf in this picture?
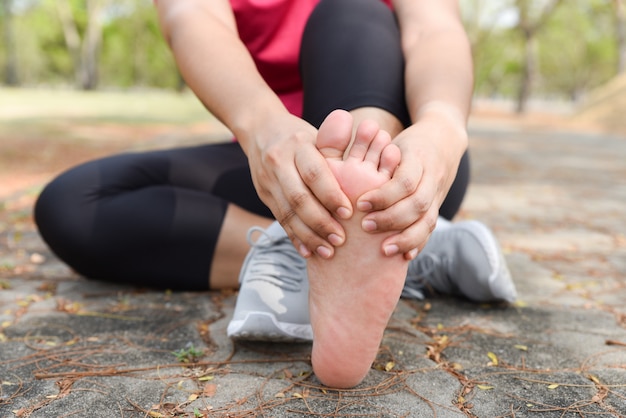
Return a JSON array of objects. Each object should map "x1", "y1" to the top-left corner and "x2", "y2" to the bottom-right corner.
[
  {"x1": 187, "y1": 393, "x2": 199, "y2": 402},
  {"x1": 487, "y1": 352, "x2": 498, "y2": 365},
  {"x1": 203, "y1": 384, "x2": 217, "y2": 397},
  {"x1": 547, "y1": 384, "x2": 559, "y2": 390},
  {"x1": 477, "y1": 385, "x2": 494, "y2": 390},
  {"x1": 384, "y1": 361, "x2": 395, "y2": 372},
  {"x1": 514, "y1": 344, "x2": 528, "y2": 351},
  {"x1": 587, "y1": 374, "x2": 601, "y2": 384}
]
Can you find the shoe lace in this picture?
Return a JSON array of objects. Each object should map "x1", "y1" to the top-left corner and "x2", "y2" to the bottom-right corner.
[
  {"x1": 245, "y1": 226, "x2": 306, "y2": 291},
  {"x1": 402, "y1": 252, "x2": 450, "y2": 300}
]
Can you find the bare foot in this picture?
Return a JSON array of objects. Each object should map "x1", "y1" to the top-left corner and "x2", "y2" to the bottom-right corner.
[{"x1": 308, "y1": 110, "x2": 409, "y2": 388}]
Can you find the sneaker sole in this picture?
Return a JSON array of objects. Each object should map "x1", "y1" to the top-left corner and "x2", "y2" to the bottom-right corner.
[{"x1": 227, "y1": 312, "x2": 313, "y2": 343}]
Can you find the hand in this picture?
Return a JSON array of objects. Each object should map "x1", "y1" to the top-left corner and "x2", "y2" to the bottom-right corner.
[
  {"x1": 245, "y1": 113, "x2": 353, "y2": 259},
  {"x1": 355, "y1": 113, "x2": 468, "y2": 260}
]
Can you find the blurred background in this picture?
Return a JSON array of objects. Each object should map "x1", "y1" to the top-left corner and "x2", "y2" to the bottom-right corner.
[
  {"x1": 0, "y1": 0, "x2": 624, "y2": 114},
  {"x1": 0, "y1": 0, "x2": 625, "y2": 200}
]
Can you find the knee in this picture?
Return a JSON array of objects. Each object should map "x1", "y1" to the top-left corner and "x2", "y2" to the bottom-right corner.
[
  {"x1": 305, "y1": 0, "x2": 398, "y2": 51},
  {"x1": 314, "y1": 0, "x2": 387, "y2": 14},
  {"x1": 34, "y1": 167, "x2": 99, "y2": 270}
]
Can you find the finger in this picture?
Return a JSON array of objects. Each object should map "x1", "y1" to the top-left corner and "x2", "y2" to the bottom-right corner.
[
  {"x1": 380, "y1": 208, "x2": 439, "y2": 257},
  {"x1": 295, "y1": 143, "x2": 353, "y2": 220},
  {"x1": 276, "y1": 155, "x2": 347, "y2": 253},
  {"x1": 273, "y1": 190, "x2": 339, "y2": 259},
  {"x1": 357, "y1": 162, "x2": 423, "y2": 213},
  {"x1": 361, "y1": 171, "x2": 437, "y2": 233},
  {"x1": 282, "y1": 215, "x2": 338, "y2": 260},
  {"x1": 361, "y1": 194, "x2": 430, "y2": 234}
]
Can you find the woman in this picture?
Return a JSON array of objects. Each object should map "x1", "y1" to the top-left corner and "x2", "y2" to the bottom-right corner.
[{"x1": 35, "y1": 0, "x2": 516, "y2": 388}]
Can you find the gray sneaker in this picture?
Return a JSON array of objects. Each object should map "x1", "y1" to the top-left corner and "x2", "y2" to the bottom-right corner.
[
  {"x1": 402, "y1": 219, "x2": 517, "y2": 303},
  {"x1": 227, "y1": 221, "x2": 313, "y2": 342}
]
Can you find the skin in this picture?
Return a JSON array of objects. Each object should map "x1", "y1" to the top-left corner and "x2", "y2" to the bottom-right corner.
[
  {"x1": 308, "y1": 110, "x2": 408, "y2": 388},
  {"x1": 154, "y1": 0, "x2": 474, "y2": 289}
]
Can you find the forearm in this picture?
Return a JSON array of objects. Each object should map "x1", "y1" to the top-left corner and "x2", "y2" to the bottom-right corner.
[
  {"x1": 394, "y1": 0, "x2": 473, "y2": 153},
  {"x1": 155, "y1": 0, "x2": 288, "y2": 155}
]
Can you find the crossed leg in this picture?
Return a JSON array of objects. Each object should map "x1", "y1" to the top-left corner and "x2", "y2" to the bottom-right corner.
[{"x1": 307, "y1": 110, "x2": 409, "y2": 388}]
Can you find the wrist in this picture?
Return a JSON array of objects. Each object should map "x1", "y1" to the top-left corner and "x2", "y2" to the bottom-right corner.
[
  {"x1": 229, "y1": 98, "x2": 289, "y2": 154},
  {"x1": 415, "y1": 102, "x2": 469, "y2": 150}
]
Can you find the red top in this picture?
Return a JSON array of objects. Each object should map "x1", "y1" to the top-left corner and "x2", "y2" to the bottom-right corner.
[
  {"x1": 155, "y1": 0, "x2": 393, "y2": 117},
  {"x1": 231, "y1": 0, "x2": 393, "y2": 117}
]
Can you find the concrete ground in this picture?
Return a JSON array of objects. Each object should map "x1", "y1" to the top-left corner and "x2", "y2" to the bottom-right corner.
[{"x1": 1, "y1": 114, "x2": 625, "y2": 417}]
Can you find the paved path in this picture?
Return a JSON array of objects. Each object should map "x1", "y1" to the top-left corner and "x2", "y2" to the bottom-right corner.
[{"x1": 1, "y1": 119, "x2": 625, "y2": 417}]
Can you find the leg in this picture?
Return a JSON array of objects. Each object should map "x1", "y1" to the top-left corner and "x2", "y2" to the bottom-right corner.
[
  {"x1": 210, "y1": 205, "x2": 272, "y2": 289},
  {"x1": 301, "y1": 0, "x2": 471, "y2": 216},
  {"x1": 34, "y1": 142, "x2": 272, "y2": 290},
  {"x1": 308, "y1": 110, "x2": 407, "y2": 388}
]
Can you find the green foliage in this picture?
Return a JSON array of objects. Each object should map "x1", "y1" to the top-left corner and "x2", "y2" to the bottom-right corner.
[
  {"x1": 537, "y1": 0, "x2": 615, "y2": 99},
  {"x1": 101, "y1": 1, "x2": 179, "y2": 88},
  {"x1": 464, "y1": 0, "x2": 620, "y2": 101},
  {"x1": 172, "y1": 343, "x2": 204, "y2": 363},
  {"x1": 0, "y1": 0, "x2": 622, "y2": 102}
]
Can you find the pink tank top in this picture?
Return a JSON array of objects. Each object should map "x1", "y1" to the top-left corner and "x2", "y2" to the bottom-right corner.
[{"x1": 231, "y1": 0, "x2": 393, "y2": 117}]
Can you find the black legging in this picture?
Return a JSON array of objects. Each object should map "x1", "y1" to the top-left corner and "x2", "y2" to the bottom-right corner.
[{"x1": 34, "y1": 0, "x2": 469, "y2": 290}]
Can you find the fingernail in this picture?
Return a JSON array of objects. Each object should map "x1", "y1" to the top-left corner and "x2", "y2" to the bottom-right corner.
[
  {"x1": 362, "y1": 219, "x2": 377, "y2": 232},
  {"x1": 316, "y1": 246, "x2": 333, "y2": 259},
  {"x1": 328, "y1": 233, "x2": 344, "y2": 246},
  {"x1": 383, "y1": 244, "x2": 399, "y2": 256},
  {"x1": 408, "y1": 248, "x2": 419, "y2": 260},
  {"x1": 299, "y1": 244, "x2": 311, "y2": 258},
  {"x1": 336, "y1": 206, "x2": 351, "y2": 219},
  {"x1": 357, "y1": 201, "x2": 372, "y2": 211}
]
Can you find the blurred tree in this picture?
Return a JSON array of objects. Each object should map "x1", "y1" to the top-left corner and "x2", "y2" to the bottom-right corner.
[
  {"x1": 513, "y1": 0, "x2": 564, "y2": 113},
  {"x1": 56, "y1": 0, "x2": 108, "y2": 90},
  {"x1": 0, "y1": 0, "x2": 622, "y2": 105},
  {"x1": 539, "y1": 0, "x2": 615, "y2": 101},
  {"x1": 462, "y1": 1, "x2": 525, "y2": 100},
  {"x1": 1, "y1": 0, "x2": 19, "y2": 85},
  {"x1": 101, "y1": 0, "x2": 180, "y2": 89},
  {"x1": 616, "y1": 0, "x2": 626, "y2": 73}
]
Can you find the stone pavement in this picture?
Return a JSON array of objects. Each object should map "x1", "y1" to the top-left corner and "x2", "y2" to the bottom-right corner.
[{"x1": 1, "y1": 118, "x2": 625, "y2": 417}]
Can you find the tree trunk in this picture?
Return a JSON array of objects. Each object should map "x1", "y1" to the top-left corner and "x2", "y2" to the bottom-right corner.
[
  {"x1": 2, "y1": 0, "x2": 19, "y2": 86},
  {"x1": 516, "y1": 30, "x2": 535, "y2": 114},
  {"x1": 56, "y1": 0, "x2": 83, "y2": 85},
  {"x1": 56, "y1": 0, "x2": 105, "y2": 90},
  {"x1": 80, "y1": 0, "x2": 105, "y2": 90},
  {"x1": 616, "y1": 0, "x2": 626, "y2": 74},
  {"x1": 514, "y1": 0, "x2": 563, "y2": 114}
]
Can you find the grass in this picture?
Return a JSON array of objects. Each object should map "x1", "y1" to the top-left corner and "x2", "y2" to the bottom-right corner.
[{"x1": 0, "y1": 87, "x2": 213, "y2": 125}]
